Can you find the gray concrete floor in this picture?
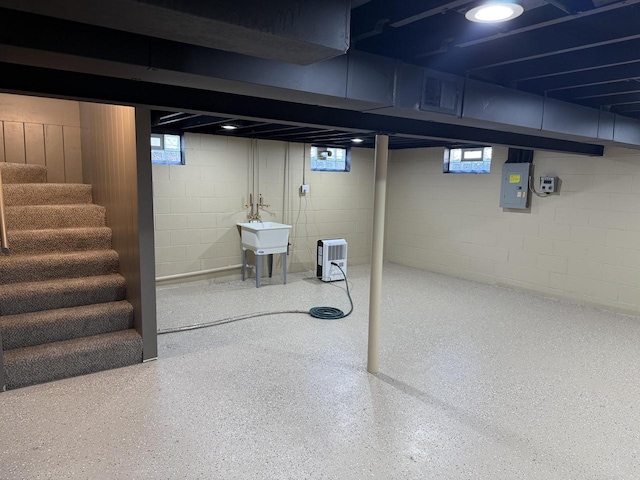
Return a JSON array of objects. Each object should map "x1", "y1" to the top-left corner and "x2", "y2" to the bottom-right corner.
[{"x1": 1, "y1": 263, "x2": 639, "y2": 479}]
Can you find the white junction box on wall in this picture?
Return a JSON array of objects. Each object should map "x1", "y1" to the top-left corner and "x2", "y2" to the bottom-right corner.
[
  {"x1": 540, "y1": 176, "x2": 558, "y2": 193},
  {"x1": 317, "y1": 239, "x2": 347, "y2": 282}
]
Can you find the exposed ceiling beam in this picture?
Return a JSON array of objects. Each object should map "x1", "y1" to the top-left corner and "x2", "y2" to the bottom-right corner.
[
  {"x1": 424, "y1": 2, "x2": 640, "y2": 73},
  {"x1": 459, "y1": 0, "x2": 640, "y2": 50},
  {"x1": 519, "y1": 61, "x2": 640, "y2": 93},
  {"x1": 478, "y1": 38, "x2": 640, "y2": 84},
  {"x1": 389, "y1": 0, "x2": 473, "y2": 27},
  {"x1": 611, "y1": 103, "x2": 640, "y2": 114},
  {"x1": 0, "y1": 0, "x2": 351, "y2": 65},
  {"x1": 578, "y1": 91, "x2": 640, "y2": 108},
  {"x1": 551, "y1": 80, "x2": 640, "y2": 101}
]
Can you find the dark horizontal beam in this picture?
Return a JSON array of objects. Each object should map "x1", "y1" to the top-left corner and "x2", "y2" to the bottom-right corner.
[
  {"x1": 388, "y1": 0, "x2": 473, "y2": 27},
  {"x1": 426, "y1": 2, "x2": 640, "y2": 73},
  {"x1": 611, "y1": 103, "x2": 640, "y2": 114},
  {"x1": 578, "y1": 91, "x2": 640, "y2": 108},
  {"x1": 178, "y1": 116, "x2": 231, "y2": 130},
  {"x1": 551, "y1": 81, "x2": 640, "y2": 101},
  {"x1": 478, "y1": 38, "x2": 640, "y2": 85},
  {"x1": 154, "y1": 112, "x2": 199, "y2": 126},
  {"x1": 0, "y1": 62, "x2": 605, "y2": 156},
  {"x1": 519, "y1": 61, "x2": 640, "y2": 94}
]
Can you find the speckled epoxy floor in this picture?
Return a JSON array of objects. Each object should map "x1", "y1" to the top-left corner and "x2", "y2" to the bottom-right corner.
[{"x1": 1, "y1": 263, "x2": 639, "y2": 479}]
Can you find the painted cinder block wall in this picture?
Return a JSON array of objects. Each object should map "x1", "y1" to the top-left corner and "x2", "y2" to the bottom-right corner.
[
  {"x1": 152, "y1": 133, "x2": 374, "y2": 282},
  {"x1": 386, "y1": 146, "x2": 640, "y2": 316}
]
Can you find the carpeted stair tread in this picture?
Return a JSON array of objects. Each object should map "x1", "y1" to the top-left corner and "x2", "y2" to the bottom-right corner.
[
  {"x1": 0, "y1": 250, "x2": 120, "y2": 285},
  {"x1": 7, "y1": 227, "x2": 112, "y2": 255},
  {"x1": 1, "y1": 301, "x2": 134, "y2": 350},
  {"x1": 0, "y1": 162, "x2": 46, "y2": 184},
  {"x1": 3, "y1": 329, "x2": 143, "y2": 389},
  {"x1": 3, "y1": 183, "x2": 92, "y2": 206},
  {"x1": 0, "y1": 274, "x2": 126, "y2": 316},
  {"x1": 6, "y1": 204, "x2": 106, "y2": 230}
]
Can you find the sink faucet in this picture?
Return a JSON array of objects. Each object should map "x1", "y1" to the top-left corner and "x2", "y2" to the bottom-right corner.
[{"x1": 245, "y1": 193, "x2": 269, "y2": 222}]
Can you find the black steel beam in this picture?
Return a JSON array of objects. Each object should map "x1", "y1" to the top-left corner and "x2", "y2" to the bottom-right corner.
[
  {"x1": 154, "y1": 113, "x2": 202, "y2": 127},
  {"x1": 425, "y1": 3, "x2": 640, "y2": 73},
  {"x1": 0, "y1": 0, "x2": 351, "y2": 65},
  {"x1": 478, "y1": 38, "x2": 640, "y2": 84},
  {"x1": 0, "y1": 62, "x2": 605, "y2": 156},
  {"x1": 611, "y1": 103, "x2": 640, "y2": 114},
  {"x1": 519, "y1": 61, "x2": 640, "y2": 94},
  {"x1": 551, "y1": 81, "x2": 640, "y2": 102},
  {"x1": 578, "y1": 92, "x2": 640, "y2": 108}
]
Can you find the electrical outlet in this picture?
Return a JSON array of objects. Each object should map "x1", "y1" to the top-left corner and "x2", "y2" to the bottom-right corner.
[{"x1": 300, "y1": 184, "x2": 310, "y2": 195}]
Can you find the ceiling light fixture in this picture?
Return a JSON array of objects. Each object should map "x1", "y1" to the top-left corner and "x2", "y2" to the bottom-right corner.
[
  {"x1": 465, "y1": 2, "x2": 524, "y2": 23},
  {"x1": 352, "y1": 138, "x2": 364, "y2": 143},
  {"x1": 221, "y1": 124, "x2": 238, "y2": 130}
]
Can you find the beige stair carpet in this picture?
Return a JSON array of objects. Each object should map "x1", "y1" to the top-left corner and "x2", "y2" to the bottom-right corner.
[{"x1": 0, "y1": 162, "x2": 142, "y2": 389}]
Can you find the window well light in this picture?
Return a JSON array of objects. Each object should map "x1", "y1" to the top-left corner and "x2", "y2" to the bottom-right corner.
[
  {"x1": 352, "y1": 138, "x2": 364, "y2": 143},
  {"x1": 465, "y1": 2, "x2": 524, "y2": 23},
  {"x1": 221, "y1": 124, "x2": 238, "y2": 130}
]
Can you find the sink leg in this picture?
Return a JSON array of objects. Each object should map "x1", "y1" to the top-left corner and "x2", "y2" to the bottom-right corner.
[
  {"x1": 283, "y1": 252, "x2": 287, "y2": 284},
  {"x1": 242, "y1": 249, "x2": 247, "y2": 281},
  {"x1": 256, "y1": 255, "x2": 262, "y2": 288},
  {"x1": 268, "y1": 254, "x2": 273, "y2": 278}
]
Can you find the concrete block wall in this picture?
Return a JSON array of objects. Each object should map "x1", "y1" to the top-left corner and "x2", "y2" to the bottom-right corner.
[
  {"x1": 153, "y1": 133, "x2": 373, "y2": 283},
  {"x1": 386, "y1": 146, "x2": 640, "y2": 316}
]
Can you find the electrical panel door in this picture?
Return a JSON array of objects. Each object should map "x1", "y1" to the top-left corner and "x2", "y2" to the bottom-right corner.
[{"x1": 500, "y1": 163, "x2": 531, "y2": 209}]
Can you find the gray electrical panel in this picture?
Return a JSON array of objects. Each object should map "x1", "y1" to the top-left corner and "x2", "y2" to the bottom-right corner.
[{"x1": 500, "y1": 163, "x2": 531, "y2": 209}]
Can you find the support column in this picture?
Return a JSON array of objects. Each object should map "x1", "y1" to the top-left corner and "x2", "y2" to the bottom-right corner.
[{"x1": 368, "y1": 134, "x2": 389, "y2": 374}]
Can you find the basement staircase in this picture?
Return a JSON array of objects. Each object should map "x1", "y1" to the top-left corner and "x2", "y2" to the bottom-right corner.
[{"x1": 0, "y1": 162, "x2": 143, "y2": 390}]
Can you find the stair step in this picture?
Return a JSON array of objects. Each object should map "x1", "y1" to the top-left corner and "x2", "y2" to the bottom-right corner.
[
  {"x1": 0, "y1": 250, "x2": 119, "y2": 285},
  {"x1": 3, "y1": 329, "x2": 143, "y2": 389},
  {"x1": 5, "y1": 204, "x2": 106, "y2": 230},
  {"x1": 0, "y1": 274, "x2": 126, "y2": 316},
  {"x1": 1, "y1": 301, "x2": 134, "y2": 350},
  {"x1": 0, "y1": 162, "x2": 46, "y2": 184},
  {"x1": 3, "y1": 183, "x2": 93, "y2": 206},
  {"x1": 7, "y1": 227, "x2": 112, "y2": 255}
]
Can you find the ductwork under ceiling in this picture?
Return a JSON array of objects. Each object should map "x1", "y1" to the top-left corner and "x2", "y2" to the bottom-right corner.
[
  {"x1": 0, "y1": 6, "x2": 637, "y2": 152},
  {"x1": 0, "y1": 0, "x2": 351, "y2": 65}
]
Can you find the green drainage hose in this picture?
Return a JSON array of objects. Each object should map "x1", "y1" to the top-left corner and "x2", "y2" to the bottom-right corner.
[
  {"x1": 309, "y1": 262, "x2": 353, "y2": 320},
  {"x1": 157, "y1": 262, "x2": 353, "y2": 335}
]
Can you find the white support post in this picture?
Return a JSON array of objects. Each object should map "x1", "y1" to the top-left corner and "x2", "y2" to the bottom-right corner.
[{"x1": 368, "y1": 134, "x2": 389, "y2": 374}]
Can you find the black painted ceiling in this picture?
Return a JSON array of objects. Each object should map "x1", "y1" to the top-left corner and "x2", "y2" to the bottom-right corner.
[
  {"x1": 1, "y1": 1, "x2": 638, "y2": 151},
  {"x1": 352, "y1": 0, "x2": 640, "y2": 118},
  {"x1": 152, "y1": 0, "x2": 640, "y2": 148}
]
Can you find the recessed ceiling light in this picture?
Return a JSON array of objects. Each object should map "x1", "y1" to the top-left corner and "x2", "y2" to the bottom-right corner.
[
  {"x1": 221, "y1": 124, "x2": 238, "y2": 130},
  {"x1": 352, "y1": 138, "x2": 364, "y2": 143},
  {"x1": 465, "y1": 2, "x2": 524, "y2": 23}
]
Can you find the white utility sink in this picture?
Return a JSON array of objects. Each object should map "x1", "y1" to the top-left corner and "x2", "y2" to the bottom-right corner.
[{"x1": 237, "y1": 222, "x2": 292, "y2": 254}]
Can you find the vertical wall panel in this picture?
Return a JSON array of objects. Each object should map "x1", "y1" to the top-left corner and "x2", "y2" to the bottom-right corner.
[
  {"x1": 0, "y1": 122, "x2": 5, "y2": 162},
  {"x1": 24, "y1": 123, "x2": 46, "y2": 166},
  {"x1": 4, "y1": 122, "x2": 26, "y2": 163},
  {"x1": 63, "y1": 126, "x2": 83, "y2": 183},
  {"x1": 0, "y1": 93, "x2": 82, "y2": 180},
  {"x1": 45, "y1": 125, "x2": 65, "y2": 183},
  {"x1": 79, "y1": 102, "x2": 157, "y2": 360}
]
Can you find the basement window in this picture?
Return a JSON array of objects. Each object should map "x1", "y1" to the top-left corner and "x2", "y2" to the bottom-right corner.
[
  {"x1": 151, "y1": 133, "x2": 184, "y2": 165},
  {"x1": 444, "y1": 146, "x2": 492, "y2": 174},
  {"x1": 310, "y1": 146, "x2": 351, "y2": 172}
]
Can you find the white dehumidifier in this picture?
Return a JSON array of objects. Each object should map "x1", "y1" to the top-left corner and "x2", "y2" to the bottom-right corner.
[{"x1": 317, "y1": 239, "x2": 347, "y2": 282}]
